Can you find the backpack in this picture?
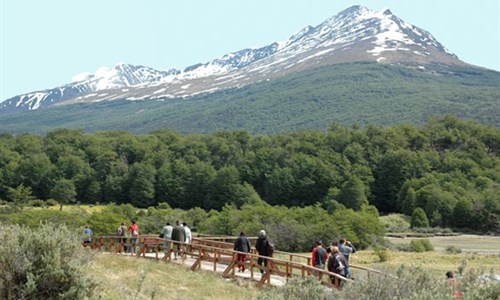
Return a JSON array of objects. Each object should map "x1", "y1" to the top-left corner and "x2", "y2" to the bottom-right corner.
[
  {"x1": 116, "y1": 227, "x2": 123, "y2": 236},
  {"x1": 334, "y1": 254, "x2": 345, "y2": 272},
  {"x1": 267, "y1": 240, "x2": 275, "y2": 256}
]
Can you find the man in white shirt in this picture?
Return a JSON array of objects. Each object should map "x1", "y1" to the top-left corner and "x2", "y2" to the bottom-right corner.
[
  {"x1": 162, "y1": 222, "x2": 173, "y2": 253},
  {"x1": 183, "y1": 222, "x2": 192, "y2": 253}
]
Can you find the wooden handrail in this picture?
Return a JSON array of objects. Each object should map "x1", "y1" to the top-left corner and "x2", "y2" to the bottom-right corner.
[{"x1": 88, "y1": 235, "x2": 387, "y2": 288}]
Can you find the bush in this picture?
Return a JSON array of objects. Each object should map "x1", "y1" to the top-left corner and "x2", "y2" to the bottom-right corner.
[
  {"x1": 27, "y1": 199, "x2": 45, "y2": 207},
  {"x1": 409, "y1": 239, "x2": 434, "y2": 252},
  {"x1": 445, "y1": 245, "x2": 462, "y2": 254},
  {"x1": 0, "y1": 222, "x2": 96, "y2": 299},
  {"x1": 411, "y1": 208, "x2": 429, "y2": 228},
  {"x1": 420, "y1": 239, "x2": 434, "y2": 251},
  {"x1": 375, "y1": 249, "x2": 390, "y2": 262},
  {"x1": 410, "y1": 240, "x2": 426, "y2": 252},
  {"x1": 45, "y1": 199, "x2": 59, "y2": 206},
  {"x1": 259, "y1": 276, "x2": 327, "y2": 300},
  {"x1": 380, "y1": 214, "x2": 411, "y2": 233}
]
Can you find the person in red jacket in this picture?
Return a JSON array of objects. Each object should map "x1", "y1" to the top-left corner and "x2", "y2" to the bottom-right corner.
[{"x1": 128, "y1": 220, "x2": 139, "y2": 255}]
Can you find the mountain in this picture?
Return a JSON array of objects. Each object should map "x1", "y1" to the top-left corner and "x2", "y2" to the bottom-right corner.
[
  {"x1": 2, "y1": 5, "x2": 466, "y2": 111},
  {"x1": 1, "y1": 5, "x2": 498, "y2": 133}
]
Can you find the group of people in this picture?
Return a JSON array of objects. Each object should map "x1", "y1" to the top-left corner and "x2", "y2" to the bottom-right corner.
[
  {"x1": 84, "y1": 219, "x2": 193, "y2": 257},
  {"x1": 111, "y1": 220, "x2": 140, "y2": 254},
  {"x1": 311, "y1": 238, "x2": 357, "y2": 289},
  {"x1": 233, "y1": 230, "x2": 274, "y2": 273},
  {"x1": 232, "y1": 229, "x2": 357, "y2": 287},
  {"x1": 160, "y1": 220, "x2": 192, "y2": 259}
]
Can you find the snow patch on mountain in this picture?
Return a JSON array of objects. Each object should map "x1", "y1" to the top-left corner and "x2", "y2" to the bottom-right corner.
[{"x1": 1, "y1": 5, "x2": 462, "y2": 112}]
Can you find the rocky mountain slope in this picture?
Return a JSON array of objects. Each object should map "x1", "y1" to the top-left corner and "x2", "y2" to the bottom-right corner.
[{"x1": 1, "y1": 5, "x2": 469, "y2": 113}]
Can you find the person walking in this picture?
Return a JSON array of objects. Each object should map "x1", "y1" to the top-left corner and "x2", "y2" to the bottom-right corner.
[
  {"x1": 234, "y1": 231, "x2": 252, "y2": 272},
  {"x1": 255, "y1": 230, "x2": 272, "y2": 274},
  {"x1": 171, "y1": 220, "x2": 185, "y2": 260},
  {"x1": 128, "y1": 220, "x2": 139, "y2": 255},
  {"x1": 338, "y1": 238, "x2": 356, "y2": 279},
  {"x1": 117, "y1": 222, "x2": 128, "y2": 252},
  {"x1": 161, "y1": 222, "x2": 173, "y2": 253},
  {"x1": 327, "y1": 246, "x2": 347, "y2": 289},
  {"x1": 311, "y1": 240, "x2": 328, "y2": 281},
  {"x1": 183, "y1": 222, "x2": 192, "y2": 254},
  {"x1": 83, "y1": 224, "x2": 93, "y2": 247}
]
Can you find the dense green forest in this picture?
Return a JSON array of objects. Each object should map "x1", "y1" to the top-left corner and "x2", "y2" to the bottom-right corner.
[
  {"x1": 0, "y1": 116, "x2": 498, "y2": 233},
  {"x1": 1, "y1": 62, "x2": 499, "y2": 134}
]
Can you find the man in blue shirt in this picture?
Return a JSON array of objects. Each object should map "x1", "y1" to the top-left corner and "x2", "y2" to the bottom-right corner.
[{"x1": 338, "y1": 238, "x2": 356, "y2": 279}]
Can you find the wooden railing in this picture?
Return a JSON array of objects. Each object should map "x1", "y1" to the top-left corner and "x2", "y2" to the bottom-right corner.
[{"x1": 86, "y1": 235, "x2": 387, "y2": 288}]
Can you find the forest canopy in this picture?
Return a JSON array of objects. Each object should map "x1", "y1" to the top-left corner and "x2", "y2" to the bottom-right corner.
[{"x1": 0, "y1": 116, "x2": 498, "y2": 233}]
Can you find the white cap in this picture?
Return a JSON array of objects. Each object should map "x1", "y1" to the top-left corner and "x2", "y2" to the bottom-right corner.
[{"x1": 259, "y1": 230, "x2": 266, "y2": 236}]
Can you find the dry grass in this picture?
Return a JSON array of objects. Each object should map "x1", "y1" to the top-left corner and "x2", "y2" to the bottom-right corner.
[
  {"x1": 386, "y1": 234, "x2": 500, "y2": 253},
  {"x1": 352, "y1": 249, "x2": 500, "y2": 278},
  {"x1": 347, "y1": 235, "x2": 500, "y2": 279},
  {"x1": 85, "y1": 253, "x2": 261, "y2": 300}
]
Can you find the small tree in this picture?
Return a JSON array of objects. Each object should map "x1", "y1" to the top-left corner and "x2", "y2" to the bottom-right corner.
[
  {"x1": 411, "y1": 207, "x2": 429, "y2": 228},
  {"x1": 51, "y1": 178, "x2": 77, "y2": 210},
  {"x1": 7, "y1": 184, "x2": 35, "y2": 208}
]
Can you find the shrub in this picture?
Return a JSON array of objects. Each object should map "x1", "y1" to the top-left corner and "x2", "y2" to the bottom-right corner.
[
  {"x1": 411, "y1": 208, "x2": 429, "y2": 228},
  {"x1": 375, "y1": 249, "x2": 390, "y2": 262},
  {"x1": 410, "y1": 240, "x2": 426, "y2": 252},
  {"x1": 380, "y1": 214, "x2": 411, "y2": 233},
  {"x1": 259, "y1": 276, "x2": 326, "y2": 300},
  {"x1": 409, "y1": 239, "x2": 433, "y2": 252},
  {"x1": 45, "y1": 199, "x2": 59, "y2": 206},
  {"x1": 0, "y1": 222, "x2": 96, "y2": 299},
  {"x1": 445, "y1": 245, "x2": 462, "y2": 254},
  {"x1": 27, "y1": 199, "x2": 45, "y2": 207},
  {"x1": 420, "y1": 239, "x2": 434, "y2": 251},
  {"x1": 396, "y1": 243, "x2": 412, "y2": 252},
  {"x1": 341, "y1": 265, "x2": 449, "y2": 299}
]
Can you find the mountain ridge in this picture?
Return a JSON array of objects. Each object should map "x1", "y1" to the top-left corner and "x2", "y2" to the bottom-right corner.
[
  {"x1": 1, "y1": 62, "x2": 498, "y2": 134},
  {"x1": 1, "y1": 5, "x2": 472, "y2": 113}
]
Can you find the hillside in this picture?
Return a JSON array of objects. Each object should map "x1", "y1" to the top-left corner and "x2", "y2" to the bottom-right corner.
[{"x1": 1, "y1": 62, "x2": 498, "y2": 134}]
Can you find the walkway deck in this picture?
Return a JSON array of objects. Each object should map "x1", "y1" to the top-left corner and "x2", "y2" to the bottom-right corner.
[{"x1": 89, "y1": 235, "x2": 387, "y2": 289}]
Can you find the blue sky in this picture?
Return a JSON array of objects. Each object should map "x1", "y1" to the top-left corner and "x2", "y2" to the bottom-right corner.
[{"x1": 1, "y1": 0, "x2": 499, "y2": 101}]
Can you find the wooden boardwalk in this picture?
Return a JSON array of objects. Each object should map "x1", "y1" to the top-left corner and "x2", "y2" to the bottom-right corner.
[{"x1": 88, "y1": 235, "x2": 387, "y2": 289}]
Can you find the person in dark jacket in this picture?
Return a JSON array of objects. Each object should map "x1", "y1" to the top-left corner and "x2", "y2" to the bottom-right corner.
[
  {"x1": 234, "y1": 230, "x2": 252, "y2": 272},
  {"x1": 255, "y1": 230, "x2": 270, "y2": 274},
  {"x1": 171, "y1": 220, "x2": 185, "y2": 260},
  {"x1": 327, "y1": 246, "x2": 347, "y2": 289}
]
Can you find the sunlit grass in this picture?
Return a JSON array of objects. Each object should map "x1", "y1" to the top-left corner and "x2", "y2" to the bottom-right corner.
[{"x1": 85, "y1": 252, "x2": 261, "y2": 300}]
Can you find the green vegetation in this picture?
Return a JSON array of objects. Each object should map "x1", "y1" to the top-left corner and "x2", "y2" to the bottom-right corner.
[
  {"x1": 0, "y1": 116, "x2": 498, "y2": 234},
  {"x1": 1, "y1": 62, "x2": 499, "y2": 134},
  {"x1": 0, "y1": 223, "x2": 96, "y2": 299},
  {"x1": 0, "y1": 202, "x2": 384, "y2": 252}
]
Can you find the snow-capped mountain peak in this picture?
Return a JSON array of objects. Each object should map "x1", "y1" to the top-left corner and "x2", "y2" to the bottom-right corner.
[{"x1": 2, "y1": 5, "x2": 465, "y2": 112}]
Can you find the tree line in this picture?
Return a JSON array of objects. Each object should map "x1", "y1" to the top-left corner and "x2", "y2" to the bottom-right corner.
[{"x1": 0, "y1": 116, "x2": 498, "y2": 232}]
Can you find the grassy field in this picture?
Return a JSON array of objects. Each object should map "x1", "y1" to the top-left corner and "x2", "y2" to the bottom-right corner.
[
  {"x1": 351, "y1": 249, "x2": 499, "y2": 278},
  {"x1": 85, "y1": 233, "x2": 500, "y2": 299},
  {"x1": 386, "y1": 234, "x2": 500, "y2": 254},
  {"x1": 85, "y1": 253, "x2": 262, "y2": 300}
]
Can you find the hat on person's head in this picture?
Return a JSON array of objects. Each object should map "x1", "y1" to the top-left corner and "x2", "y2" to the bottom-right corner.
[{"x1": 259, "y1": 230, "x2": 266, "y2": 236}]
